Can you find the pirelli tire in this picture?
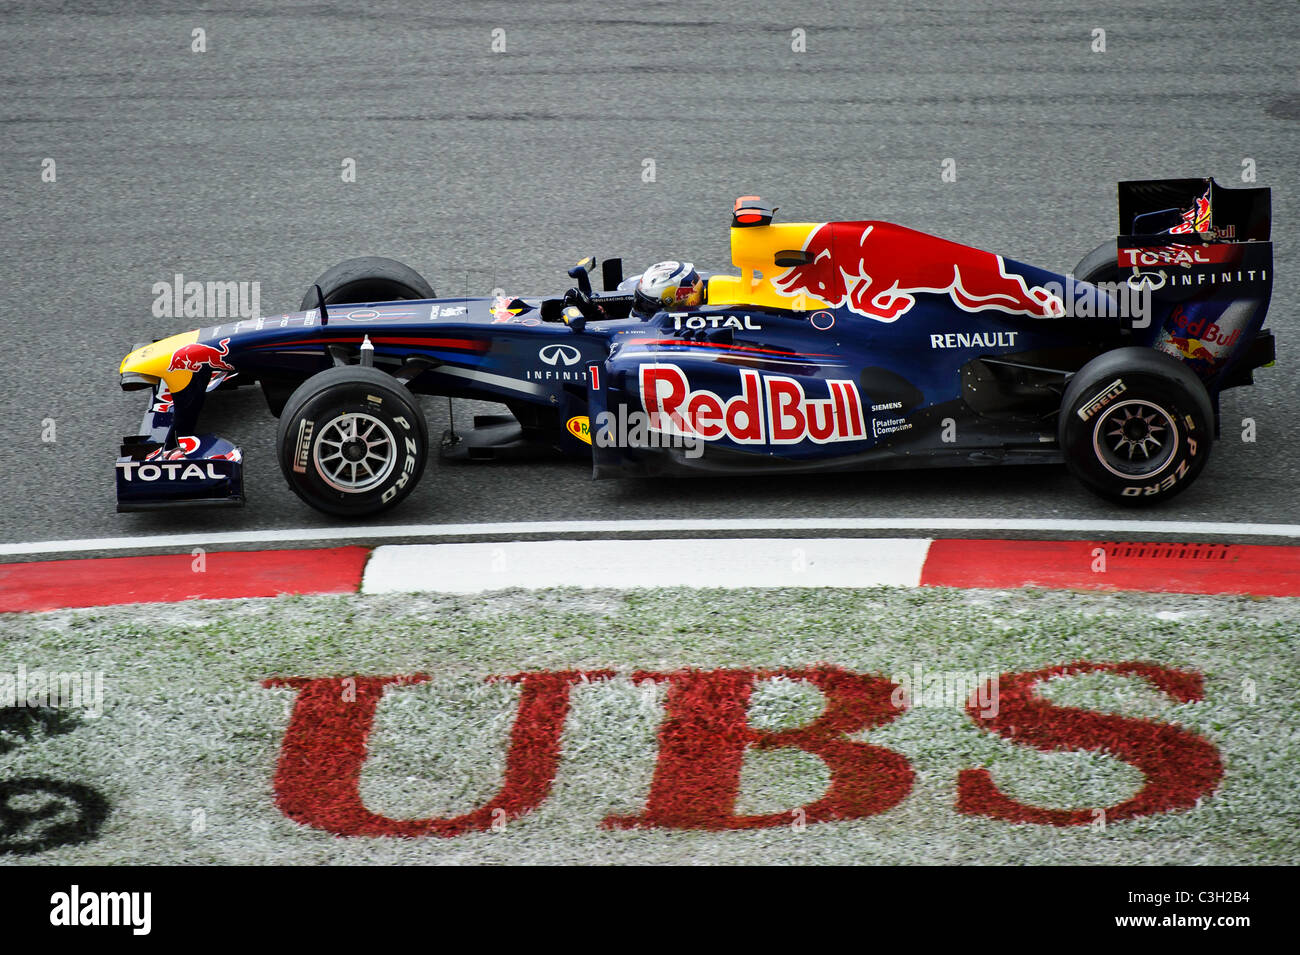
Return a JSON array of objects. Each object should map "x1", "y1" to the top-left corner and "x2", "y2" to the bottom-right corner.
[
  {"x1": 1072, "y1": 239, "x2": 1123, "y2": 286},
  {"x1": 276, "y1": 366, "x2": 428, "y2": 517},
  {"x1": 1059, "y1": 347, "x2": 1213, "y2": 505},
  {"x1": 300, "y1": 256, "x2": 435, "y2": 309}
]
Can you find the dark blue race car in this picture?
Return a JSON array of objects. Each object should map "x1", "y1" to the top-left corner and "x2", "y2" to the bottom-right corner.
[{"x1": 116, "y1": 179, "x2": 1275, "y2": 516}]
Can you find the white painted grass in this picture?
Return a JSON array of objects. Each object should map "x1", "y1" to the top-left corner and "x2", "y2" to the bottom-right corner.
[{"x1": 3, "y1": 586, "x2": 1296, "y2": 865}]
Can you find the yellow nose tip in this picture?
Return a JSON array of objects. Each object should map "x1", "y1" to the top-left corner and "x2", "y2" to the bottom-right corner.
[{"x1": 118, "y1": 329, "x2": 201, "y2": 393}]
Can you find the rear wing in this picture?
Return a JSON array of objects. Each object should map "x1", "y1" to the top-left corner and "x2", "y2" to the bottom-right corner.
[
  {"x1": 1119, "y1": 176, "x2": 1270, "y2": 241},
  {"x1": 1115, "y1": 177, "x2": 1273, "y2": 392}
]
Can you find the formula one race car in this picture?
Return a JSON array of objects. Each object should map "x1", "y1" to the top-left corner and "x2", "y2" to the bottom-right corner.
[{"x1": 116, "y1": 178, "x2": 1274, "y2": 516}]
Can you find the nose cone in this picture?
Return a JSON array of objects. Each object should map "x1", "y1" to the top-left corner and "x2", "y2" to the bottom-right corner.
[{"x1": 119, "y1": 329, "x2": 201, "y2": 392}]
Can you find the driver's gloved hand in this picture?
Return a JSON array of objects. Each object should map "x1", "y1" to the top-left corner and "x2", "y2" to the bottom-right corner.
[{"x1": 563, "y1": 287, "x2": 604, "y2": 319}]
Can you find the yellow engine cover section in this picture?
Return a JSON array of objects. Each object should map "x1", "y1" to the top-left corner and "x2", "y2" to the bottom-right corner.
[{"x1": 705, "y1": 222, "x2": 831, "y2": 312}]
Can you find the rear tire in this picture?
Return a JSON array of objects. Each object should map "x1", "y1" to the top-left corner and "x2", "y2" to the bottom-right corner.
[
  {"x1": 276, "y1": 366, "x2": 428, "y2": 517},
  {"x1": 1059, "y1": 347, "x2": 1212, "y2": 505},
  {"x1": 1072, "y1": 240, "x2": 1122, "y2": 286},
  {"x1": 300, "y1": 256, "x2": 435, "y2": 309}
]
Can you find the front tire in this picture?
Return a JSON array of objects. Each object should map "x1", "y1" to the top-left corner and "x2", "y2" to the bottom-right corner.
[
  {"x1": 277, "y1": 366, "x2": 428, "y2": 517},
  {"x1": 300, "y1": 256, "x2": 435, "y2": 309},
  {"x1": 1059, "y1": 347, "x2": 1213, "y2": 505}
]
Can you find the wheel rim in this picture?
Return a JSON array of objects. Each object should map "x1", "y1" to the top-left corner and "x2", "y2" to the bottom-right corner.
[
  {"x1": 1092, "y1": 399, "x2": 1179, "y2": 479},
  {"x1": 313, "y1": 412, "x2": 397, "y2": 493}
]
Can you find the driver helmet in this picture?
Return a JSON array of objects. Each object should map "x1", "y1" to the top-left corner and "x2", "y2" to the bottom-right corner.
[{"x1": 633, "y1": 261, "x2": 705, "y2": 316}]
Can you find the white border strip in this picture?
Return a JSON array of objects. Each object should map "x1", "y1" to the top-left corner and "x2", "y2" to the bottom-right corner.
[
  {"x1": 362, "y1": 538, "x2": 934, "y2": 594},
  {"x1": 4, "y1": 517, "x2": 1300, "y2": 558}
]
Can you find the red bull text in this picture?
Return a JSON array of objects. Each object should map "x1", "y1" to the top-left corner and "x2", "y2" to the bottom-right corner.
[{"x1": 640, "y1": 363, "x2": 867, "y2": 445}]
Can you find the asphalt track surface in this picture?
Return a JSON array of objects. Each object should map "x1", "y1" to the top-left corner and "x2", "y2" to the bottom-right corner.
[{"x1": 1, "y1": 0, "x2": 1297, "y2": 553}]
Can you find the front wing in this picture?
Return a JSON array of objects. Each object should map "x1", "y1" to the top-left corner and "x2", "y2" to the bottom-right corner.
[{"x1": 115, "y1": 382, "x2": 244, "y2": 511}]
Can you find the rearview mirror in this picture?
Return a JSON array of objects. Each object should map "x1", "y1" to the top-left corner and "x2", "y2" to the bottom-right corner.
[{"x1": 567, "y1": 256, "x2": 595, "y2": 295}]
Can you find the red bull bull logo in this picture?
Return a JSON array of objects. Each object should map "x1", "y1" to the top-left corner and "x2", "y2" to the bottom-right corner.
[
  {"x1": 1166, "y1": 336, "x2": 1216, "y2": 363},
  {"x1": 772, "y1": 222, "x2": 1064, "y2": 322},
  {"x1": 1168, "y1": 188, "x2": 1213, "y2": 235},
  {"x1": 1157, "y1": 303, "x2": 1243, "y2": 366},
  {"x1": 150, "y1": 388, "x2": 174, "y2": 413},
  {"x1": 145, "y1": 435, "x2": 201, "y2": 460},
  {"x1": 167, "y1": 337, "x2": 235, "y2": 373},
  {"x1": 142, "y1": 436, "x2": 243, "y2": 462}
]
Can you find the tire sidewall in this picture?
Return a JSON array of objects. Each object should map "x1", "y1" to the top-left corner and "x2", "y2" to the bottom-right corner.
[
  {"x1": 277, "y1": 370, "x2": 427, "y2": 516},
  {"x1": 1059, "y1": 351, "x2": 1212, "y2": 504}
]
